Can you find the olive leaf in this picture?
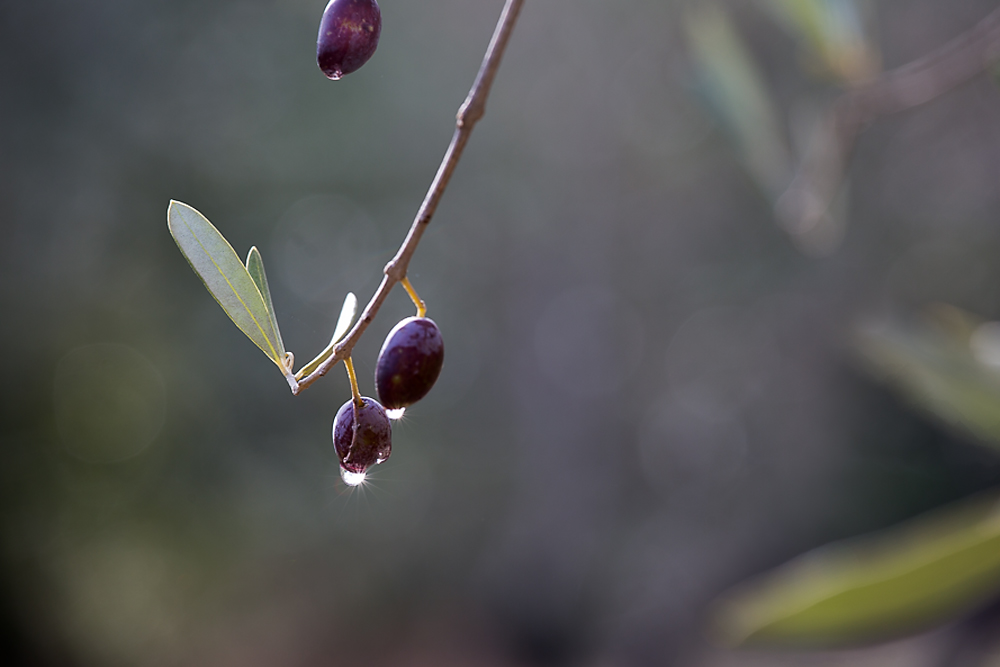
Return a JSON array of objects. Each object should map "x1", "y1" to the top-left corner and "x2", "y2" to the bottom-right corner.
[
  {"x1": 167, "y1": 200, "x2": 286, "y2": 369},
  {"x1": 246, "y1": 246, "x2": 285, "y2": 357},
  {"x1": 331, "y1": 291, "x2": 358, "y2": 348},
  {"x1": 295, "y1": 292, "x2": 357, "y2": 380},
  {"x1": 713, "y1": 491, "x2": 1000, "y2": 647}
]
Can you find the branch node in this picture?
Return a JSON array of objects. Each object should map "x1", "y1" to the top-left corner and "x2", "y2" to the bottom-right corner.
[
  {"x1": 457, "y1": 98, "x2": 485, "y2": 128},
  {"x1": 384, "y1": 258, "x2": 406, "y2": 282}
]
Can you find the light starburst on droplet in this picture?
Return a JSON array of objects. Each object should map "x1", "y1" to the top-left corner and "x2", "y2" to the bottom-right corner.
[{"x1": 340, "y1": 468, "x2": 367, "y2": 487}]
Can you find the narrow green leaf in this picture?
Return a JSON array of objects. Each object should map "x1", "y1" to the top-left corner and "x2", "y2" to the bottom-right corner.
[
  {"x1": 330, "y1": 292, "x2": 358, "y2": 349},
  {"x1": 167, "y1": 200, "x2": 284, "y2": 367},
  {"x1": 713, "y1": 492, "x2": 1000, "y2": 647},
  {"x1": 246, "y1": 246, "x2": 285, "y2": 357},
  {"x1": 295, "y1": 292, "x2": 358, "y2": 380}
]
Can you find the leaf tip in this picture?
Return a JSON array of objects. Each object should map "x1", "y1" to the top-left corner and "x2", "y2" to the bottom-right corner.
[
  {"x1": 246, "y1": 245, "x2": 261, "y2": 267},
  {"x1": 167, "y1": 199, "x2": 195, "y2": 233}
]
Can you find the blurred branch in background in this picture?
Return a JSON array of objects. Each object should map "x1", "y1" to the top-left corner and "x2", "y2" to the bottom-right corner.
[
  {"x1": 778, "y1": 4, "x2": 1000, "y2": 255},
  {"x1": 687, "y1": 1, "x2": 1000, "y2": 256},
  {"x1": 689, "y1": 3, "x2": 1000, "y2": 663}
]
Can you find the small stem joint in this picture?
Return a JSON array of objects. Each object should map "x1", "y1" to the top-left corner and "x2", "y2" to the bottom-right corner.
[
  {"x1": 457, "y1": 98, "x2": 485, "y2": 128},
  {"x1": 384, "y1": 258, "x2": 406, "y2": 282},
  {"x1": 344, "y1": 356, "x2": 363, "y2": 407},
  {"x1": 400, "y1": 276, "x2": 427, "y2": 318}
]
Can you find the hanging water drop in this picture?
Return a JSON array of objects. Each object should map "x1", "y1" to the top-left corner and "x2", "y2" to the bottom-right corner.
[
  {"x1": 340, "y1": 467, "x2": 367, "y2": 486},
  {"x1": 386, "y1": 407, "x2": 406, "y2": 420}
]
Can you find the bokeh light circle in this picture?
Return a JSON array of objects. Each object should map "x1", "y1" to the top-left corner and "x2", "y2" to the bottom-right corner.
[{"x1": 53, "y1": 344, "x2": 166, "y2": 463}]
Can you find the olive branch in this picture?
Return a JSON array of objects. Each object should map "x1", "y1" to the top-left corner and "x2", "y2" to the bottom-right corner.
[{"x1": 167, "y1": 0, "x2": 524, "y2": 395}]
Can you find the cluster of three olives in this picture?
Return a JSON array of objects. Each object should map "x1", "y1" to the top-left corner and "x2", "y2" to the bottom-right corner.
[
  {"x1": 333, "y1": 317, "x2": 444, "y2": 483},
  {"x1": 317, "y1": 3, "x2": 439, "y2": 482}
]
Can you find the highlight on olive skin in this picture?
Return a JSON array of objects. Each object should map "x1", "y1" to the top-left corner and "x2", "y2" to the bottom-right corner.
[
  {"x1": 375, "y1": 317, "x2": 445, "y2": 417},
  {"x1": 316, "y1": 0, "x2": 382, "y2": 80},
  {"x1": 332, "y1": 397, "x2": 392, "y2": 484}
]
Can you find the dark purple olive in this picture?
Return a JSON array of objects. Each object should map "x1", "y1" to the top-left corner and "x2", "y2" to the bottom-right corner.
[
  {"x1": 375, "y1": 317, "x2": 444, "y2": 415},
  {"x1": 332, "y1": 397, "x2": 391, "y2": 483},
  {"x1": 317, "y1": 0, "x2": 381, "y2": 80}
]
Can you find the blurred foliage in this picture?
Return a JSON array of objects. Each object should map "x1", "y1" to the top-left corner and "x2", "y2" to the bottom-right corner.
[
  {"x1": 684, "y1": 4, "x2": 792, "y2": 198},
  {"x1": 711, "y1": 305, "x2": 1000, "y2": 648},
  {"x1": 714, "y1": 488, "x2": 1000, "y2": 647},
  {"x1": 760, "y1": 0, "x2": 879, "y2": 83},
  {"x1": 682, "y1": 0, "x2": 881, "y2": 255},
  {"x1": 691, "y1": 0, "x2": 1000, "y2": 657},
  {"x1": 858, "y1": 306, "x2": 1000, "y2": 449}
]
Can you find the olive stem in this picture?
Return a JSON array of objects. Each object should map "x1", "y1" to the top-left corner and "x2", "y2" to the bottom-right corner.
[
  {"x1": 344, "y1": 356, "x2": 363, "y2": 407},
  {"x1": 292, "y1": 0, "x2": 525, "y2": 394},
  {"x1": 400, "y1": 276, "x2": 427, "y2": 318}
]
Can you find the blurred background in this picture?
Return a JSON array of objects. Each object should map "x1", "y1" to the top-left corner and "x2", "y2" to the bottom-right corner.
[{"x1": 3, "y1": 0, "x2": 1000, "y2": 665}]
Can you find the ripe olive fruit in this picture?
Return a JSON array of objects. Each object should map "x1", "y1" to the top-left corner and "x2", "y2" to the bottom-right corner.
[
  {"x1": 317, "y1": 0, "x2": 382, "y2": 80},
  {"x1": 375, "y1": 317, "x2": 444, "y2": 413},
  {"x1": 332, "y1": 397, "x2": 391, "y2": 480}
]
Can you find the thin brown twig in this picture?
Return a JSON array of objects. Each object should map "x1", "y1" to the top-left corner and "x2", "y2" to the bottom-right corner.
[
  {"x1": 777, "y1": 5, "x2": 1000, "y2": 244},
  {"x1": 291, "y1": 0, "x2": 525, "y2": 395},
  {"x1": 846, "y1": 6, "x2": 1000, "y2": 125}
]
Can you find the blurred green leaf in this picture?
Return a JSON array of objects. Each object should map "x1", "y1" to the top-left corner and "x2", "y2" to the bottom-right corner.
[
  {"x1": 245, "y1": 246, "x2": 285, "y2": 358},
  {"x1": 763, "y1": 0, "x2": 829, "y2": 48},
  {"x1": 167, "y1": 200, "x2": 285, "y2": 369},
  {"x1": 685, "y1": 4, "x2": 792, "y2": 197},
  {"x1": 761, "y1": 0, "x2": 878, "y2": 83},
  {"x1": 714, "y1": 491, "x2": 1000, "y2": 647},
  {"x1": 294, "y1": 292, "x2": 357, "y2": 380},
  {"x1": 856, "y1": 310, "x2": 1000, "y2": 449}
]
